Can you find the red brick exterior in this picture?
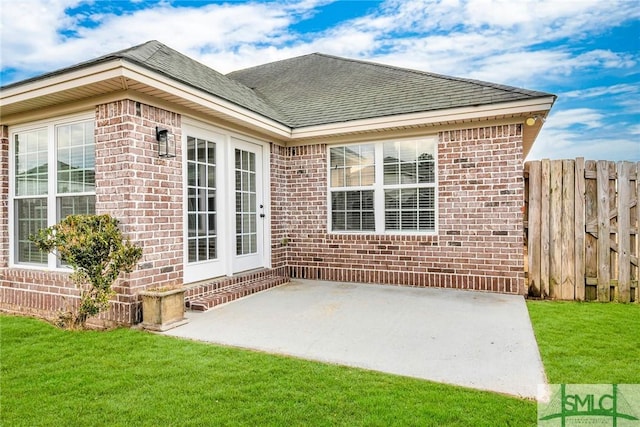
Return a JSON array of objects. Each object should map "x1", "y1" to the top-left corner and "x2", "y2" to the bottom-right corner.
[
  {"x1": 0, "y1": 101, "x2": 183, "y2": 326},
  {"x1": 277, "y1": 125, "x2": 525, "y2": 294},
  {"x1": 1, "y1": 104, "x2": 525, "y2": 326},
  {"x1": 270, "y1": 143, "x2": 289, "y2": 269}
]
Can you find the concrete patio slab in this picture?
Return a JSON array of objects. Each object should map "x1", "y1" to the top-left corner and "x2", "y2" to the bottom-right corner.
[{"x1": 163, "y1": 279, "x2": 547, "y2": 398}]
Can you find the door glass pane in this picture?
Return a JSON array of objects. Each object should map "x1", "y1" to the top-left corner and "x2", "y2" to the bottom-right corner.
[
  {"x1": 235, "y1": 148, "x2": 257, "y2": 255},
  {"x1": 187, "y1": 136, "x2": 217, "y2": 262}
]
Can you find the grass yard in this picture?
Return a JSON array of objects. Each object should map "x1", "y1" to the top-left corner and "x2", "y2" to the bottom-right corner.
[
  {"x1": 1, "y1": 315, "x2": 534, "y2": 427},
  {"x1": 526, "y1": 300, "x2": 640, "y2": 384},
  {"x1": 2, "y1": 301, "x2": 638, "y2": 426}
]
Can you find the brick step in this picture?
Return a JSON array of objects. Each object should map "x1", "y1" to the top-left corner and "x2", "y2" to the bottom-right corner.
[{"x1": 186, "y1": 276, "x2": 288, "y2": 311}]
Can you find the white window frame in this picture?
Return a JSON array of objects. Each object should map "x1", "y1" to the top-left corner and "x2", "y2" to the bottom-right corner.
[
  {"x1": 8, "y1": 112, "x2": 95, "y2": 269},
  {"x1": 327, "y1": 136, "x2": 438, "y2": 235}
]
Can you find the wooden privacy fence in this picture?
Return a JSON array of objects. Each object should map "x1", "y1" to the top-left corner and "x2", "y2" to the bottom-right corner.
[{"x1": 524, "y1": 158, "x2": 639, "y2": 302}]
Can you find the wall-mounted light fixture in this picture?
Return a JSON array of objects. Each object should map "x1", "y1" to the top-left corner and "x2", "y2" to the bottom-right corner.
[
  {"x1": 156, "y1": 126, "x2": 175, "y2": 158},
  {"x1": 525, "y1": 115, "x2": 545, "y2": 126}
]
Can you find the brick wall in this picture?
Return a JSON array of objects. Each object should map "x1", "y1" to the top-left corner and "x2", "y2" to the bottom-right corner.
[
  {"x1": 95, "y1": 100, "x2": 183, "y2": 296},
  {"x1": 270, "y1": 143, "x2": 289, "y2": 269},
  {"x1": 281, "y1": 125, "x2": 525, "y2": 294},
  {"x1": 2, "y1": 118, "x2": 525, "y2": 327},
  {"x1": 0, "y1": 101, "x2": 184, "y2": 326}
]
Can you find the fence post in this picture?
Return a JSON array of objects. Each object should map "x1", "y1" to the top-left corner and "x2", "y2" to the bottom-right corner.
[
  {"x1": 561, "y1": 160, "x2": 576, "y2": 299},
  {"x1": 549, "y1": 160, "x2": 563, "y2": 299},
  {"x1": 617, "y1": 161, "x2": 631, "y2": 302},
  {"x1": 597, "y1": 160, "x2": 611, "y2": 301},
  {"x1": 527, "y1": 161, "x2": 541, "y2": 297},
  {"x1": 574, "y1": 158, "x2": 586, "y2": 301},
  {"x1": 541, "y1": 159, "x2": 551, "y2": 298}
]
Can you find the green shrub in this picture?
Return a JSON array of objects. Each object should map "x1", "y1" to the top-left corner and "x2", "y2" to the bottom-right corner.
[{"x1": 30, "y1": 214, "x2": 143, "y2": 329}]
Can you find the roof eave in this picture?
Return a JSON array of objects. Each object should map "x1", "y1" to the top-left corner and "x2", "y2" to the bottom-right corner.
[
  {"x1": 290, "y1": 96, "x2": 556, "y2": 140},
  {"x1": 0, "y1": 59, "x2": 291, "y2": 140}
]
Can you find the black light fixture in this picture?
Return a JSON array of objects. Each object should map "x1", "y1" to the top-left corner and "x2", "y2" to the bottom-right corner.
[{"x1": 156, "y1": 126, "x2": 175, "y2": 158}]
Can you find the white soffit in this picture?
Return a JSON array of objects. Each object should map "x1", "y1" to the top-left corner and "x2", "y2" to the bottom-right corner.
[
  {"x1": 290, "y1": 97, "x2": 556, "y2": 140},
  {"x1": 0, "y1": 59, "x2": 291, "y2": 139}
]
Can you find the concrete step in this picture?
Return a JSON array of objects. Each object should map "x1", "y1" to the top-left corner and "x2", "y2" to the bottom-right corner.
[{"x1": 187, "y1": 276, "x2": 288, "y2": 311}]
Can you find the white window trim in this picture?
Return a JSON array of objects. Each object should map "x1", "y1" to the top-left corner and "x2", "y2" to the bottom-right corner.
[
  {"x1": 326, "y1": 136, "x2": 438, "y2": 236},
  {"x1": 8, "y1": 111, "x2": 95, "y2": 270}
]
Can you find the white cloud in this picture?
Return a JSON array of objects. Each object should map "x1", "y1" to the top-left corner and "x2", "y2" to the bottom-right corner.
[
  {"x1": 628, "y1": 124, "x2": 640, "y2": 135},
  {"x1": 527, "y1": 131, "x2": 640, "y2": 161},
  {"x1": 563, "y1": 84, "x2": 639, "y2": 99},
  {"x1": 0, "y1": 0, "x2": 317, "y2": 75},
  {"x1": 1, "y1": 0, "x2": 638, "y2": 162},
  {"x1": 546, "y1": 109, "x2": 605, "y2": 130}
]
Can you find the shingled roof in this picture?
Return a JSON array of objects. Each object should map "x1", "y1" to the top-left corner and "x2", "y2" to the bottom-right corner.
[
  {"x1": 2, "y1": 40, "x2": 553, "y2": 130},
  {"x1": 1, "y1": 40, "x2": 288, "y2": 125},
  {"x1": 227, "y1": 53, "x2": 552, "y2": 128}
]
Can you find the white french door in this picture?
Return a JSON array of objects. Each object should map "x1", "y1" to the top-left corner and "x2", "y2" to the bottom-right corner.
[
  {"x1": 231, "y1": 139, "x2": 265, "y2": 273},
  {"x1": 183, "y1": 124, "x2": 267, "y2": 283}
]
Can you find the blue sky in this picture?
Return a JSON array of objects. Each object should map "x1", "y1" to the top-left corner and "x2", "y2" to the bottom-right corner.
[{"x1": 1, "y1": 0, "x2": 638, "y2": 161}]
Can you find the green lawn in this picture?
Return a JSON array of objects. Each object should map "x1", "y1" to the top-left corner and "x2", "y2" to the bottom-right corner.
[
  {"x1": 1, "y1": 301, "x2": 638, "y2": 426},
  {"x1": 526, "y1": 300, "x2": 640, "y2": 384}
]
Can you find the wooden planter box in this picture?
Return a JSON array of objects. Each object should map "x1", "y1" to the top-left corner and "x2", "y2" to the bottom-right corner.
[{"x1": 140, "y1": 287, "x2": 189, "y2": 331}]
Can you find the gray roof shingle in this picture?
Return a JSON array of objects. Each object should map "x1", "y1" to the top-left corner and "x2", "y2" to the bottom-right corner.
[
  {"x1": 227, "y1": 53, "x2": 553, "y2": 128},
  {"x1": 2, "y1": 40, "x2": 288, "y2": 125},
  {"x1": 4, "y1": 41, "x2": 554, "y2": 129}
]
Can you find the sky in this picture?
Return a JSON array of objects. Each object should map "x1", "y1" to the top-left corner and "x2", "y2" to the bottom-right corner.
[{"x1": 1, "y1": 0, "x2": 638, "y2": 161}]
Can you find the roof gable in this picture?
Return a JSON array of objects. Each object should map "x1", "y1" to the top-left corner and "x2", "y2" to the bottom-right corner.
[
  {"x1": 2, "y1": 40, "x2": 288, "y2": 126},
  {"x1": 120, "y1": 41, "x2": 288, "y2": 124},
  {"x1": 227, "y1": 53, "x2": 553, "y2": 128}
]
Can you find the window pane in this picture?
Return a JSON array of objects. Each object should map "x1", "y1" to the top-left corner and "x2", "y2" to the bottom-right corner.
[
  {"x1": 56, "y1": 121, "x2": 95, "y2": 194},
  {"x1": 418, "y1": 161, "x2": 435, "y2": 183},
  {"x1": 207, "y1": 165, "x2": 216, "y2": 188},
  {"x1": 330, "y1": 190, "x2": 374, "y2": 232},
  {"x1": 188, "y1": 239, "x2": 197, "y2": 262},
  {"x1": 197, "y1": 139, "x2": 206, "y2": 162},
  {"x1": 187, "y1": 137, "x2": 196, "y2": 162},
  {"x1": 15, "y1": 129, "x2": 48, "y2": 196},
  {"x1": 58, "y1": 195, "x2": 96, "y2": 219},
  {"x1": 330, "y1": 169, "x2": 344, "y2": 187},
  {"x1": 419, "y1": 188, "x2": 435, "y2": 210},
  {"x1": 329, "y1": 144, "x2": 374, "y2": 187},
  {"x1": 332, "y1": 211, "x2": 345, "y2": 231},
  {"x1": 384, "y1": 163, "x2": 399, "y2": 185},
  {"x1": 207, "y1": 140, "x2": 216, "y2": 164},
  {"x1": 385, "y1": 211, "x2": 400, "y2": 230},
  {"x1": 419, "y1": 211, "x2": 436, "y2": 231},
  {"x1": 361, "y1": 165, "x2": 375, "y2": 186},
  {"x1": 401, "y1": 211, "x2": 417, "y2": 230},
  {"x1": 15, "y1": 198, "x2": 47, "y2": 264}
]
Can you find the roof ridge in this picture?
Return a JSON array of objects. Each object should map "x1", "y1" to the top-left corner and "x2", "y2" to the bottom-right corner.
[{"x1": 107, "y1": 40, "x2": 163, "y2": 61}]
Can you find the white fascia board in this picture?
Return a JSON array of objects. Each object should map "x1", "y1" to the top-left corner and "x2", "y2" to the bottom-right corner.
[
  {"x1": 120, "y1": 63, "x2": 291, "y2": 138},
  {"x1": 290, "y1": 97, "x2": 556, "y2": 139},
  {"x1": 0, "y1": 61, "x2": 126, "y2": 106},
  {"x1": 1, "y1": 59, "x2": 291, "y2": 139}
]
